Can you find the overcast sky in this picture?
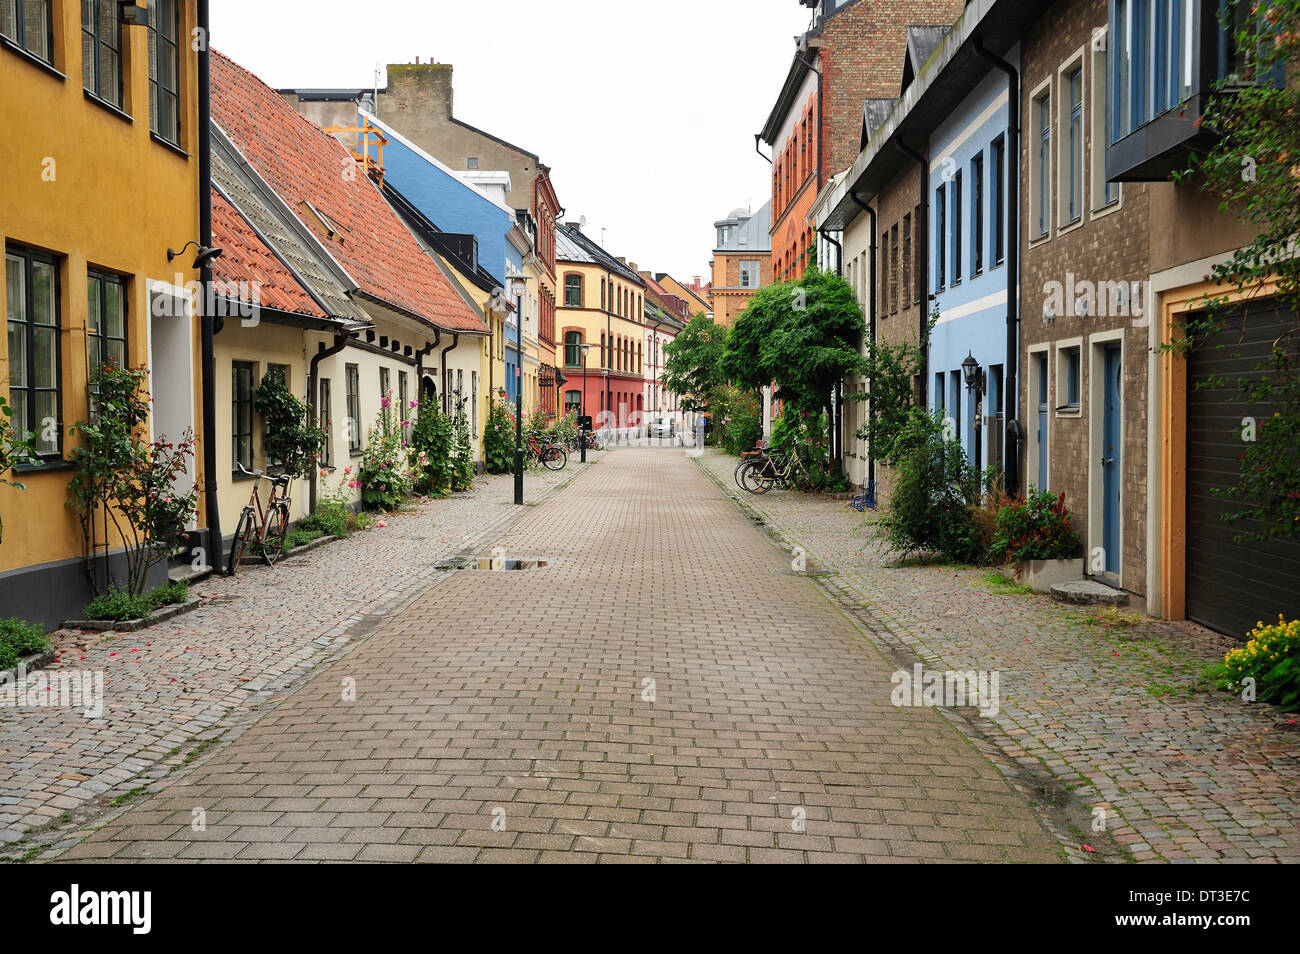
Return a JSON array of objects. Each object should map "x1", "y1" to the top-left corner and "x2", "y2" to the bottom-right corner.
[{"x1": 211, "y1": 0, "x2": 809, "y2": 283}]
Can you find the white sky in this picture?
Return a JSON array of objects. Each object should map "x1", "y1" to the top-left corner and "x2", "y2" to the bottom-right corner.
[{"x1": 210, "y1": 0, "x2": 809, "y2": 283}]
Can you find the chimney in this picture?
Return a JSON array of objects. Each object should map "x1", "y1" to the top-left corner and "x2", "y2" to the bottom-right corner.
[
  {"x1": 565, "y1": 220, "x2": 582, "y2": 230},
  {"x1": 627, "y1": 261, "x2": 638, "y2": 273}
]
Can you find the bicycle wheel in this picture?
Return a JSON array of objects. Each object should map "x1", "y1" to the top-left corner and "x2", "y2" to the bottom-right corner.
[
  {"x1": 735, "y1": 458, "x2": 765, "y2": 494},
  {"x1": 227, "y1": 507, "x2": 256, "y2": 574},
  {"x1": 542, "y1": 444, "x2": 568, "y2": 470},
  {"x1": 747, "y1": 458, "x2": 777, "y2": 495},
  {"x1": 261, "y1": 503, "x2": 289, "y2": 566}
]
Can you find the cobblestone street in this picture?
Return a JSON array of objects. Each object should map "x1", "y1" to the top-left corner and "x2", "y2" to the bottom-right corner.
[
  {"x1": 29, "y1": 447, "x2": 1064, "y2": 863},
  {"x1": 694, "y1": 450, "x2": 1300, "y2": 863},
  {"x1": 1, "y1": 458, "x2": 590, "y2": 855}
]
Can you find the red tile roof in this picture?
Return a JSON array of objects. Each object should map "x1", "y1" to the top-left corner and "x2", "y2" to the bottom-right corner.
[
  {"x1": 211, "y1": 51, "x2": 487, "y2": 334},
  {"x1": 211, "y1": 188, "x2": 326, "y2": 319}
]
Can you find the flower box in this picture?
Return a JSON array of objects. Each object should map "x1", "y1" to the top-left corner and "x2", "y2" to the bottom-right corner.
[{"x1": 1012, "y1": 558, "x2": 1084, "y2": 593}]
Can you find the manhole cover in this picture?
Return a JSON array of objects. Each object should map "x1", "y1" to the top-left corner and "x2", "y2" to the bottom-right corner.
[{"x1": 435, "y1": 556, "x2": 552, "y2": 571}]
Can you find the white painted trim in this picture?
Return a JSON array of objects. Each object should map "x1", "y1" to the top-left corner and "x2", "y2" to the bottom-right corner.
[
  {"x1": 1056, "y1": 46, "x2": 1088, "y2": 234},
  {"x1": 1027, "y1": 74, "x2": 1054, "y2": 247},
  {"x1": 1087, "y1": 327, "x2": 1126, "y2": 584},
  {"x1": 1053, "y1": 335, "x2": 1084, "y2": 417},
  {"x1": 935, "y1": 289, "x2": 1007, "y2": 324},
  {"x1": 1026, "y1": 343, "x2": 1052, "y2": 491}
]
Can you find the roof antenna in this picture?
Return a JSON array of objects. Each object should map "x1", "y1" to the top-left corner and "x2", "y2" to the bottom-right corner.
[
  {"x1": 373, "y1": 64, "x2": 381, "y2": 118},
  {"x1": 600, "y1": 227, "x2": 606, "y2": 247}
]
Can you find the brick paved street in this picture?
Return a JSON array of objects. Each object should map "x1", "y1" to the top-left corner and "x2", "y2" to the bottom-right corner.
[
  {"x1": 1, "y1": 458, "x2": 590, "y2": 854},
  {"x1": 695, "y1": 450, "x2": 1300, "y2": 863},
  {"x1": 36, "y1": 447, "x2": 1063, "y2": 863}
]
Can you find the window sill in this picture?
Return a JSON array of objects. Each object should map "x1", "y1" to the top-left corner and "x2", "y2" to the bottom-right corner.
[
  {"x1": 232, "y1": 470, "x2": 256, "y2": 482},
  {"x1": 0, "y1": 36, "x2": 64, "y2": 80},
  {"x1": 349, "y1": 449, "x2": 364, "y2": 458},
  {"x1": 1090, "y1": 197, "x2": 1122, "y2": 221},
  {"x1": 1056, "y1": 216, "x2": 1084, "y2": 238},
  {"x1": 13, "y1": 457, "x2": 73, "y2": 474},
  {"x1": 151, "y1": 132, "x2": 189, "y2": 159},
  {"x1": 84, "y1": 89, "x2": 132, "y2": 124},
  {"x1": 1054, "y1": 404, "x2": 1083, "y2": 418}
]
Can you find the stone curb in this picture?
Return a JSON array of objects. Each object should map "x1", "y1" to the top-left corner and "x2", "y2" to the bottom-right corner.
[{"x1": 62, "y1": 595, "x2": 205, "y2": 634}]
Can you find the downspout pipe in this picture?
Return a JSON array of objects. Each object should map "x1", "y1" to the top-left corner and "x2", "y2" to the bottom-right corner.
[
  {"x1": 975, "y1": 39, "x2": 1022, "y2": 496},
  {"x1": 415, "y1": 332, "x2": 440, "y2": 389},
  {"x1": 440, "y1": 333, "x2": 460, "y2": 414},
  {"x1": 308, "y1": 332, "x2": 350, "y2": 512},
  {"x1": 851, "y1": 192, "x2": 877, "y2": 491},
  {"x1": 196, "y1": 0, "x2": 223, "y2": 573},
  {"x1": 895, "y1": 140, "x2": 930, "y2": 409}
]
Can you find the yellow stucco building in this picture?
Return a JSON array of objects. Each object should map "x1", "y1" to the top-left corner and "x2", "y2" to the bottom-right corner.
[{"x1": 1, "y1": 1, "x2": 202, "y2": 626}]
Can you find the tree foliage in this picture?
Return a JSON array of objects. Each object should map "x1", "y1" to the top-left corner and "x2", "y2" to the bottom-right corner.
[
  {"x1": 662, "y1": 313, "x2": 729, "y2": 411},
  {"x1": 1172, "y1": 0, "x2": 1300, "y2": 540},
  {"x1": 254, "y1": 368, "x2": 326, "y2": 479},
  {"x1": 723, "y1": 267, "x2": 868, "y2": 454}
]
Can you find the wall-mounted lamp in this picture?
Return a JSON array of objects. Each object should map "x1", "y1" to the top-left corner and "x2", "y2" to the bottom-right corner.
[
  {"x1": 961, "y1": 351, "x2": 986, "y2": 395},
  {"x1": 167, "y1": 241, "x2": 222, "y2": 269}
]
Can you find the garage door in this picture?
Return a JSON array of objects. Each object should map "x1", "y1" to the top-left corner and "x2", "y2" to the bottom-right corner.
[{"x1": 1185, "y1": 304, "x2": 1300, "y2": 639}]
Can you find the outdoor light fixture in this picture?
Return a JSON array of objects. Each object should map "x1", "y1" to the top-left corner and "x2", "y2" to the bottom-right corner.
[
  {"x1": 119, "y1": 1, "x2": 150, "y2": 27},
  {"x1": 167, "y1": 242, "x2": 222, "y2": 269},
  {"x1": 962, "y1": 351, "x2": 986, "y2": 394}
]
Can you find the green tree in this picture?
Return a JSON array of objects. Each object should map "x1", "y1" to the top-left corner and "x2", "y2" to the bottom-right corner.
[
  {"x1": 1170, "y1": 0, "x2": 1300, "y2": 540},
  {"x1": 723, "y1": 267, "x2": 868, "y2": 459},
  {"x1": 0, "y1": 386, "x2": 39, "y2": 543},
  {"x1": 662, "y1": 313, "x2": 729, "y2": 412},
  {"x1": 855, "y1": 312, "x2": 935, "y2": 465}
]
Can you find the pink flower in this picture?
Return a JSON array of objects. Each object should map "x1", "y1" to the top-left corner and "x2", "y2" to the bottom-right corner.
[
  {"x1": 376, "y1": 520, "x2": 387, "y2": 528},
  {"x1": 381, "y1": 397, "x2": 391, "y2": 408},
  {"x1": 348, "y1": 480, "x2": 359, "y2": 489},
  {"x1": 409, "y1": 400, "x2": 418, "y2": 408},
  {"x1": 343, "y1": 466, "x2": 352, "y2": 476}
]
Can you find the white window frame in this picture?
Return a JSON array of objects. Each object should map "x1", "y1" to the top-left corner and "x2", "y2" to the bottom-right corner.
[
  {"x1": 1028, "y1": 76, "x2": 1053, "y2": 246},
  {"x1": 1057, "y1": 48, "x2": 1087, "y2": 235},
  {"x1": 1054, "y1": 336, "x2": 1084, "y2": 417},
  {"x1": 1027, "y1": 343, "x2": 1052, "y2": 491},
  {"x1": 1090, "y1": 25, "x2": 1123, "y2": 217}
]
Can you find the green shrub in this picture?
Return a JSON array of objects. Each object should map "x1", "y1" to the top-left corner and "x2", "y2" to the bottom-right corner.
[
  {"x1": 254, "y1": 368, "x2": 326, "y2": 479},
  {"x1": 283, "y1": 527, "x2": 324, "y2": 551},
  {"x1": 358, "y1": 392, "x2": 413, "y2": 510},
  {"x1": 713, "y1": 385, "x2": 762, "y2": 455},
  {"x1": 988, "y1": 490, "x2": 1083, "y2": 566},
  {"x1": 877, "y1": 411, "x2": 982, "y2": 563},
  {"x1": 0, "y1": 618, "x2": 51, "y2": 670},
  {"x1": 409, "y1": 400, "x2": 455, "y2": 495},
  {"x1": 84, "y1": 586, "x2": 153, "y2": 622},
  {"x1": 1206, "y1": 616, "x2": 1300, "y2": 711},
  {"x1": 482, "y1": 399, "x2": 515, "y2": 474},
  {"x1": 449, "y1": 393, "x2": 475, "y2": 492},
  {"x1": 148, "y1": 579, "x2": 190, "y2": 609}
]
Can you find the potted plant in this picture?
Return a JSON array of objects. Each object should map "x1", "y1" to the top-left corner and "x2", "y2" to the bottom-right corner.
[{"x1": 988, "y1": 490, "x2": 1083, "y2": 592}]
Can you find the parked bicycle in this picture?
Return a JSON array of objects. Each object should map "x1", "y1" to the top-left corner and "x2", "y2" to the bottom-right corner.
[
  {"x1": 525, "y1": 432, "x2": 568, "y2": 470},
  {"x1": 734, "y1": 446, "x2": 825, "y2": 494},
  {"x1": 228, "y1": 463, "x2": 292, "y2": 573}
]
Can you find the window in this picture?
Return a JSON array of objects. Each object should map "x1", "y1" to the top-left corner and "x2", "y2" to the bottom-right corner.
[
  {"x1": 991, "y1": 136, "x2": 1005, "y2": 264},
  {"x1": 345, "y1": 363, "x2": 361, "y2": 453},
  {"x1": 600, "y1": 332, "x2": 606, "y2": 368},
  {"x1": 901, "y1": 213, "x2": 912, "y2": 305},
  {"x1": 564, "y1": 274, "x2": 583, "y2": 308},
  {"x1": 0, "y1": 0, "x2": 53, "y2": 62},
  {"x1": 1091, "y1": 33, "x2": 1120, "y2": 209},
  {"x1": 564, "y1": 390, "x2": 582, "y2": 415},
  {"x1": 934, "y1": 183, "x2": 946, "y2": 290},
  {"x1": 471, "y1": 371, "x2": 478, "y2": 433},
  {"x1": 147, "y1": 0, "x2": 180, "y2": 144},
  {"x1": 319, "y1": 378, "x2": 333, "y2": 467},
  {"x1": 1109, "y1": 0, "x2": 1194, "y2": 143},
  {"x1": 1063, "y1": 65, "x2": 1084, "y2": 224},
  {"x1": 971, "y1": 154, "x2": 984, "y2": 277},
  {"x1": 739, "y1": 261, "x2": 760, "y2": 288},
  {"x1": 86, "y1": 269, "x2": 127, "y2": 374},
  {"x1": 1032, "y1": 87, "x2": 1052, "y2": 237},
  {"x1": 951, "y1": 170, "x2": 962, "y2": 286},
  {"x1": 466, "y1": 157, "x2": 479, "y2": 169},
  {"x1": 6, "y1": 247, "x2": 60, "y2": 458},
  {"x1": 564, "y1": 330, "x2": 581, "y2": 368},
  {"x1": 601, "y1": 279, "x2": 606, "y2": 310},
  {"x1": 232, "y1": 361, "x2": 253, "y2": 472},
  {"x1": 1057, "y1": 344, "x2": 1082, "y2": 409},
  {"x1": 261, "y1": 364, "x2": 288, "y2": 468},
  {"x1": 82, "y1": 0, "x2": 124, "y2": 109},
  {"x1": 913, "y1": 206, "x2": 923, "y2": 303},
  {"x1": 379, "y1": 366, "x2": 390, "y2": 407},
  {"x1": 398, "y1": 370, "x2": 409, "y2": 438},
  {"x1": 889, "y1": 224, "x2": 899, "y2": 313}
]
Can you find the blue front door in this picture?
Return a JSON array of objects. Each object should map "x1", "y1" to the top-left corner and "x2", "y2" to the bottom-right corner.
[
  {"x1": 1036, "y1": 353, "x2": 1048, "y2": 490},
  {"x1": 1101, "y1": 345, "x2": 1122, "y2": 577}
]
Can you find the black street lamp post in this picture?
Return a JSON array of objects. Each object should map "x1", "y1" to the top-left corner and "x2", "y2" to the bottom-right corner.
[
  {"x1": 579, "y1": 342, "x2": 591, "y2": 463},
  {"x1": 962, "y1": 351, "x2": 987, "y2": 478}
]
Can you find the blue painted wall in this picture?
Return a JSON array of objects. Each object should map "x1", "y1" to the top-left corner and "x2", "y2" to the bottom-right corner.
[
  {"x1": 366, "y1": 110, "x2": 512, "y2": 288},
  {"x1": 928, "y1": 49, "x2": 1018, "y2": 472}
]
